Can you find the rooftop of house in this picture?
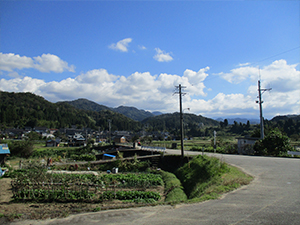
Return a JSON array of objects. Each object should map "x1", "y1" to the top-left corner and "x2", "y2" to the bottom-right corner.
[{"x1": 0, "y1": 144, "x2": 10, "y2": 154}]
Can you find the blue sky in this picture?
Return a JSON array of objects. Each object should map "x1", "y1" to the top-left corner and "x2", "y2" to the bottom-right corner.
[{"x1": 0, "y1": 0, "x2": 299, "y2": 119}]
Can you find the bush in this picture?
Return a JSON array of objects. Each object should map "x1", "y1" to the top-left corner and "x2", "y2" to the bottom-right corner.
[
  {"x1": 8, "y1": 140, "x2": 34, "y2": 158},
  {"x1": 254, "y1": 128, "x2": 293, "y2": 156}
]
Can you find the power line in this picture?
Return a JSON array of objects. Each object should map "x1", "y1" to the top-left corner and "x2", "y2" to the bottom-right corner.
[{"x1": 253, "y1": 46, "x2": 300, "y2": 65}]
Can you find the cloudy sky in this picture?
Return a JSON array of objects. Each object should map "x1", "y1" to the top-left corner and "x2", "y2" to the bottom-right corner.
[{"x1": 0, "y1": 1, "x2": 299, "y2": 119}]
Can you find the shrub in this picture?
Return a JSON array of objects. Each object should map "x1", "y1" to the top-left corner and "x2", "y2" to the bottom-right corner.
[
  {"x1": 254, "y1": 128, "x2": 293, "y2": 156},
  {"x1": 8, "y1": 140, "x2": 34, "y2": 158}
]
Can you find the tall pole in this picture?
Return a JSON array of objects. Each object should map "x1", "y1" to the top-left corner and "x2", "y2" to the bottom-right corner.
[
  {"x1": 179, "y1": 84, "x2": 184, "y2": 158},
  {"x1": 258, "y1": 80, "x2": 264, "y2": 139},
  {"x1": 175, "y1": 84, "x2": 186, "y2": 159},
  {"x1": 108, "y1": 119, "x2": 111, "y2": 144},
  {"x1": 256, "y1": 80, "x2": 272, "y2": 140}
]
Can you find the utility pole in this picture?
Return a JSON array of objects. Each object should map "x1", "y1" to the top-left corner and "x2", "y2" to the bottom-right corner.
[
  {"x1": 108, "y1": 119, "x2": 112, "y2": 144},
  {"x1": 213, "y1": 130, "x2": 217, "y2": 153},
  {"x1": 256, "y1": 80, "x2": 272, "y2": 139},
  {"x1": 174, "y1": 84, "x2": 186, "y2": 159}
]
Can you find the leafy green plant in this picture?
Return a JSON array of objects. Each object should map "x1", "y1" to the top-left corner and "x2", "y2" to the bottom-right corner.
[{"x1": 254, "y1": 128, "x2": 293, "y2": 156}]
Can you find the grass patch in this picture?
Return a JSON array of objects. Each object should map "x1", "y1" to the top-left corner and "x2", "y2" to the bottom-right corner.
[
  {"x1": 174, "y1": 155, "x2": 253, "y2": 202},
  {"x1": 159, "y1": 170, "x2": 187, "y2": 203},
  {"x1": 189, "y1": 165, "x2": 253, "y2": 202}
]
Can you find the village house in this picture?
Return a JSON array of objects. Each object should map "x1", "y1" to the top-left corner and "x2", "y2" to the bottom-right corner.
[
  {"x1": 46, "y1": 139, "x2": 60, "y2": 147},
  {"x1": 68, "y1": 133, "x2": 86, "y2": 146},
  {"x1": 113, "y1": 135, "x2": 127, "y2": 143},
  {"x1": 237, "y1": 136, "x2": 259, "y2": 155}
]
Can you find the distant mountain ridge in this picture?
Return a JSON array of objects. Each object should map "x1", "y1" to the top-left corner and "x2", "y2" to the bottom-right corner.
[
  {"x1": 113, "y1": 106, "x2": 154, "y2": 121},
  {"x1": 63, "y1": 99, "x2": 158, "y2": 121}
]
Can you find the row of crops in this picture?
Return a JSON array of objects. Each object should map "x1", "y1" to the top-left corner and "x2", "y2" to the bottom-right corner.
[{"x1": 11, "y1": 170, "x2": 163, "y2": 203}]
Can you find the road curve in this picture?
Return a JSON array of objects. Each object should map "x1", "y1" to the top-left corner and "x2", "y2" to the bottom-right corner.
[{"x1": 11, "y1": 150, "x2": 300, "y2": 225}]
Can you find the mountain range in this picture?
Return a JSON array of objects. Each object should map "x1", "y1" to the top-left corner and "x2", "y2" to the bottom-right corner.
[
  {"x1": 0, "y1": 91, "x2": 299, "y2": 134},
  {"x1": 65, "y1": 99, "x2": 261, "y2": 124}
]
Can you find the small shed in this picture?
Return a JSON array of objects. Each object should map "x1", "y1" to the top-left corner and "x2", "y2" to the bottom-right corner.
[
  {"x1": 0, "y1": 144, "x2": 10, "y2": 165},
  {"x1": 113, "y1": 136, "x2": 126, "y2": 143},
  {"x1": 46, "y1": 139, "x2": 60, "y2": 147},
  {"x1": 237, "y1": 137, "x2": 259, "y2": 155}
]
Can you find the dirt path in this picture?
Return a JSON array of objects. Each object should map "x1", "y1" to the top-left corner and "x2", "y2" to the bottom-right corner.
[{"x1": 0, "y1": 178, "x2": 12, "y2": 203}]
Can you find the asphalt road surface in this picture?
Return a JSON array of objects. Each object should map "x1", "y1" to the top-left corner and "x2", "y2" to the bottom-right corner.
[{"x1": 11, "y1": 150, "x2": 300, "y2": 225}]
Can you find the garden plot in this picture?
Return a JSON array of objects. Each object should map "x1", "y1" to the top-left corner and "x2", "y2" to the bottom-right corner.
[{"x1": 11, "y1": 171, "x2": 164, "y2": 204}]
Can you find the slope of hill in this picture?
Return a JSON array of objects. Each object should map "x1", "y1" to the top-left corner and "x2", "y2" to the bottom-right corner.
[
  {"x1": 63, "y1": 98, "x2": 110, "y2": 112},
  {"x1": 270, "y1": 114, "x2": 300, "y2": 123},
  {"x1": 0, "y1": 91, "x2": 141, "y2": 131}
]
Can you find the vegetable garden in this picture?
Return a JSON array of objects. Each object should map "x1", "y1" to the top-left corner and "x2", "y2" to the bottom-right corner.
[{"x1": 11, "y1": 169, "x2": 163, "y2": 203}]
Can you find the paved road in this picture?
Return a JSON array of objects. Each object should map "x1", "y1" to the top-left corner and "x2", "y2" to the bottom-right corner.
[{"x1": 12, "y1": 151, "x2": 300, "y2": 225}]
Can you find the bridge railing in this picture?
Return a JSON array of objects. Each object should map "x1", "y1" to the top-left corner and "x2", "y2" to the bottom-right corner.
[{"x1": 141, "y1": 146, "x2": 166, "y2": 154}]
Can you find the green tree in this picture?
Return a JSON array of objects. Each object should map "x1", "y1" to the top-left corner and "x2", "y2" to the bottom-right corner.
[
  {"x1": 253, "y1": 128, "x2": 293, "y2": 156},
  {"x1": 26, "y1": 131, "x2": 42, "y2": 140},
  {"x1": 224, "y1": 119, "x2": 228, "y2": 127},
  {"x1": 8, "y1": 140, "x2": 34, "y2": 158}
]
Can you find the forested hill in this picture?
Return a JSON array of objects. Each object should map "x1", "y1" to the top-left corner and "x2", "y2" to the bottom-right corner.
[
  {"x1": 142, "y1": 113, "x2": 220, "y2": 131},
  {"x1": 270, "y1": 115, "x2": 300, "y2": 123},
  {"x1": 0, "y1": 91, "x2": 141, "y2": 131},
  {"x1": 62, "y1": 98, "x2": 111, "y2": 112},
  {"x1": 113, "y1": 106, "x2": 154, "y2": 121},
  {"x1": 62, "y1": 99, "x2": 155, "y2": 121}
]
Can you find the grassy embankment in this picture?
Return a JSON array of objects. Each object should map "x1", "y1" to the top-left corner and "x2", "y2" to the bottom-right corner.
[{"x1": 161, "y1": 155, "x2": 253, "y2": 203}]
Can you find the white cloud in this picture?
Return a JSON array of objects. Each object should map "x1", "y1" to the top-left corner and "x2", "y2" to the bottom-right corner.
[
  {"x1": 153, "y1": 48, "x2": 173, "y2": 62},
  {"x1": 238, "y1": 62, "x2": 250, "y2": 67},
  {"x1": 109, "y1": 38, "x2": 132, "y2": 52},
  {"x1": 0, "y1": 53, "x2": 75, "y2": 73},
  {"x1": 76, "y1": 69, "x2": 119, "y2": 84},
  {"x1": 183, "y1": 67, "x2": 209, "y2": 96},
  {"x1": 33, "y1": 54, "x2": 75, "y2": 73},
  {"x1": 0, "y1": 60, "x2": 298, "y2": 119},
  {"x1": 0, "y1": 53, "x2": 34, "y2": 71},
  {"x1": 138, "y1": 45, "x2": 147, "y2": 50},
  {"x1": 0, "y1": 76, "x2": 46, "y2": 93},
  {"x1": 217, "y1": 66, "x2": 258, "y2": 84}
]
